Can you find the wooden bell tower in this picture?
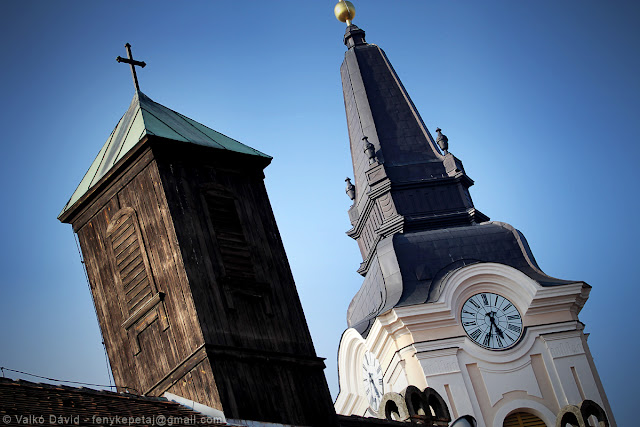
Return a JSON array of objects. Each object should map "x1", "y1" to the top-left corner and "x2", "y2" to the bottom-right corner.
[{"x1": 58, "y1": 52, "x2": 336, "y2": 424}]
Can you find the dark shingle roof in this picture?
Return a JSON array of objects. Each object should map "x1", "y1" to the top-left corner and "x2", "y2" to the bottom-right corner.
[
  {"x1": 0, "y1": 379, "x2": 407, "y2": 426},
  {"x1": 347, "y1": 221, "x2": 576, "y2": 336},
  {"x1": 0, "y1": 378, "x2": 228, "y2": 426}
]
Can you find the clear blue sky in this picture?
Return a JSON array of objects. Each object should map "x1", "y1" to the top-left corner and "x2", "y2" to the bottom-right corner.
[{"x1": 1, "y1": 1, "x2": 638, "y2": 425}]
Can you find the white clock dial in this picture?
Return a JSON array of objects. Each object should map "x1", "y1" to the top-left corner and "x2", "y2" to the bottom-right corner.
[
  {"x1": 461, "y1": 292, "x2": 523, "y2": 350},
  {"x1": 361, "y1": 351, "x2": 384, "y2": 411}
]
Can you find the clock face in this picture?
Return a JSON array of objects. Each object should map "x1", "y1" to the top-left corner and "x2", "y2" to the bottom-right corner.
[
  {"x1": 461, "y1": 292, "x2": 524, "y2": 350},
  {"x1": 361, "y1": 351, "x2": 384, "y2": 411}
]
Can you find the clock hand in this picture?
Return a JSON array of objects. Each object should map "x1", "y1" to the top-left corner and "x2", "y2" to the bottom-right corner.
[
  {"x1": 488, "y1": 313, "x2": 505, "y2": 338},
  {"x1": 373, "y1": 384, "x2": 381, "y2": 398},
  {"x1": 368, "y1": 374, "x2": 381, "y2": 397}
]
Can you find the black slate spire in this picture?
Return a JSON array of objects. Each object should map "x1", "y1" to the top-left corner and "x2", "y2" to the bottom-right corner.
[
  {"x1": 337, "y1": 22, "x2": 569, "y2": 336},
  {"x1": 340, "y1": 25, "x2": 488, "y2": 273}
]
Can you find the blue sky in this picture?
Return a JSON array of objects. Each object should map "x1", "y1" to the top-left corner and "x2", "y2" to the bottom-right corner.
[{"x1": 1, "y1": 1, "x2": 638, "y2": 425}]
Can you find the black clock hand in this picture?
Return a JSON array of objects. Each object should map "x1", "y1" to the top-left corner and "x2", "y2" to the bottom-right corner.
[
  {"x1": 369, "y1": 374, "x2": 381, "y2": 398},
  {"x1": 488, "y1": 313, "x2": 504, "y2": 338}
]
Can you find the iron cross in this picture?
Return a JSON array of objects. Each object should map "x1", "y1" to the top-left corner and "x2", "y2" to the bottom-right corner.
[{"x1": 116, "y1": 43, "x2": 146, "y2": 92}]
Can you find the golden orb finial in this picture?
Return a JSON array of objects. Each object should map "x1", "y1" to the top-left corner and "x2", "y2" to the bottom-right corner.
[{"x1": 334, "y1": 1, "x2": 356, "y2": 25}]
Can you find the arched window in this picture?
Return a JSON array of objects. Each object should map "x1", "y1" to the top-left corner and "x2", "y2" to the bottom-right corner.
[{"x1": 503, "y1": 411, "x2": 546, "y2": 427}]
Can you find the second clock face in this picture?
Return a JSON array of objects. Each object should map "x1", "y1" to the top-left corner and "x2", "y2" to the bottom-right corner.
[
  {"x1": 461, "y1": 292, "x2": 523, "y2": 350},
  {"x1": 362, "y1": 351, "x2": 384, "y2": 411}
]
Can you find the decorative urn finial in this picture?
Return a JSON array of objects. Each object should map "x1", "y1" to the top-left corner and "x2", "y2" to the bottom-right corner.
[
  {"x1": 345, "y1": 177, "x2": 356, "y2": 200},
  {"x1": 363, "y1": 136, "x2": 376, "y2": 164},
  {"x1": 334, "y1": 1, "x2": 356, "y2": 25},
  {"x1": 436, "y1": 127, "x2": 449, "y2": 154}
]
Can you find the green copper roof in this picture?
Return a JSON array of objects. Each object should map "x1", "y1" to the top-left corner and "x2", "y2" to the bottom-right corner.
[{"x1": 59, "y1": 91, "x2": 270, "y2": 218}]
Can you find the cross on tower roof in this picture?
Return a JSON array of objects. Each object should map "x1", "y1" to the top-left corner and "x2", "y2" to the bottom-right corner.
[{"x1": 116, "y1": 43, "x2": 146, "y2": 92}]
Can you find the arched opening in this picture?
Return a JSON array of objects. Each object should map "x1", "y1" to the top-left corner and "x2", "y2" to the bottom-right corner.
[
  {"x1": 424, "y1": 387, "x2": 451, "y2": 422},
  {"x1": 586, "y1": 415, "x2": 599, "y2": 427},
  {"x1": 384, "y1": 400, "x2": 401, "y2": 421},
  {"x1": 411, "y1": 393, "x2": 427, "y2": 416},
  {"x1": 556, "y1": 405, "x2": 585, "y2": 427},
  {"x1": 503, "y1": 411, "x2": 547, "y2": 427},
  {"x1": 404, "y1": 386, "x2": 428, "y2": 417},
  {"x1": 558, "y1": 412, "x2": 581, "y2": 427},
  {"x1": 379, "y1": 392, "x2": 409, "y2": 422},
  {"x1": 580, "y1": 400, "x2": 609, "y2": 427}
]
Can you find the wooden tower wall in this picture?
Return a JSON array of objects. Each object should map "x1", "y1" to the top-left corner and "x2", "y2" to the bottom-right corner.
[
  {"x1": 64, "y1": 139, "x2": 336, "y2": 426},
  {"x1": 153, "y1": 142, "x2": 336, "y2": 425},
  {"x1": 70, "y1": 145, "x2": 222, "y2": 409}
]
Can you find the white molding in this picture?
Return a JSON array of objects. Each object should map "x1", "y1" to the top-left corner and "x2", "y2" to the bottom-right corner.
[
  {"x1": 163, "y1": 392, "x2": 226, "y2": 423},
  {"x1": 335, "y1": 328, "x2": 368, "y2": 415}
]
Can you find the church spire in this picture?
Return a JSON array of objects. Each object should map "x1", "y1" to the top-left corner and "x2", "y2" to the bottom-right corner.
[{"x1": 336, "y1": 4, "x2": 487, "y2": 274}]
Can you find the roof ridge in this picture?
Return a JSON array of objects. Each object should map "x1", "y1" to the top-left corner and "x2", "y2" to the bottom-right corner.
[
  {"x1": 139, "y1": 104, "x2": 191, "y2": 143},
  {"x1": 141, "y1": 93, "x2": 268, "y2": 157},
  {"x1": 140, "y1": 94, "x2": 219, "y2": 146}
]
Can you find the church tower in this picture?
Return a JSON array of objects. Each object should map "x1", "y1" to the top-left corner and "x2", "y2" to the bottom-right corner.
[
  {"x1": 332, "y1": 3, "x2": 615, "y2": 427},
  {"x1": 58, "y1": 46, "x2": 336, "y2": 426}
]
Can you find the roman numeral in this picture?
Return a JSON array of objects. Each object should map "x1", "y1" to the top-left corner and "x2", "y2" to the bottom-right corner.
[
  {"x1": 507, "y1": 315, "x2": 520, "y2": 320},
  {"x1": 503, "y1": 303, "x2": 513, "y2": 312},
  {"x1": 508, "y1": 324, "x2": 521, "y2": 334},
  {"x1": 469, "y1": 299, "x2": 481, "y2": 309},
  {"x1": 463, "y1": 310, "x2": 475, "y2": 315},
  {"x1": 463, "y1": 321, "x2": 476, "y2": 326},
  {"x1": 483, "y1": 333, "x2": 491, "y2": 346},
  {"x1": 481, "y1": 294, "x2": 489, "y2": 305},
  {"x1": 496, "y1": 335, "x2": 503, "y2": 347},
  {"x1": 378, "y1": 379, "x2": 383, "y2": 385},
  {"x1": 470, "y1": 329, "x2": 482, "y2": 340}
]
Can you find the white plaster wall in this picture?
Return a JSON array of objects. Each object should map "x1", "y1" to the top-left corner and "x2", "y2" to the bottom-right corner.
[{"x1": 335, "y1": 263, "x2": 615, "y2": 427}]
